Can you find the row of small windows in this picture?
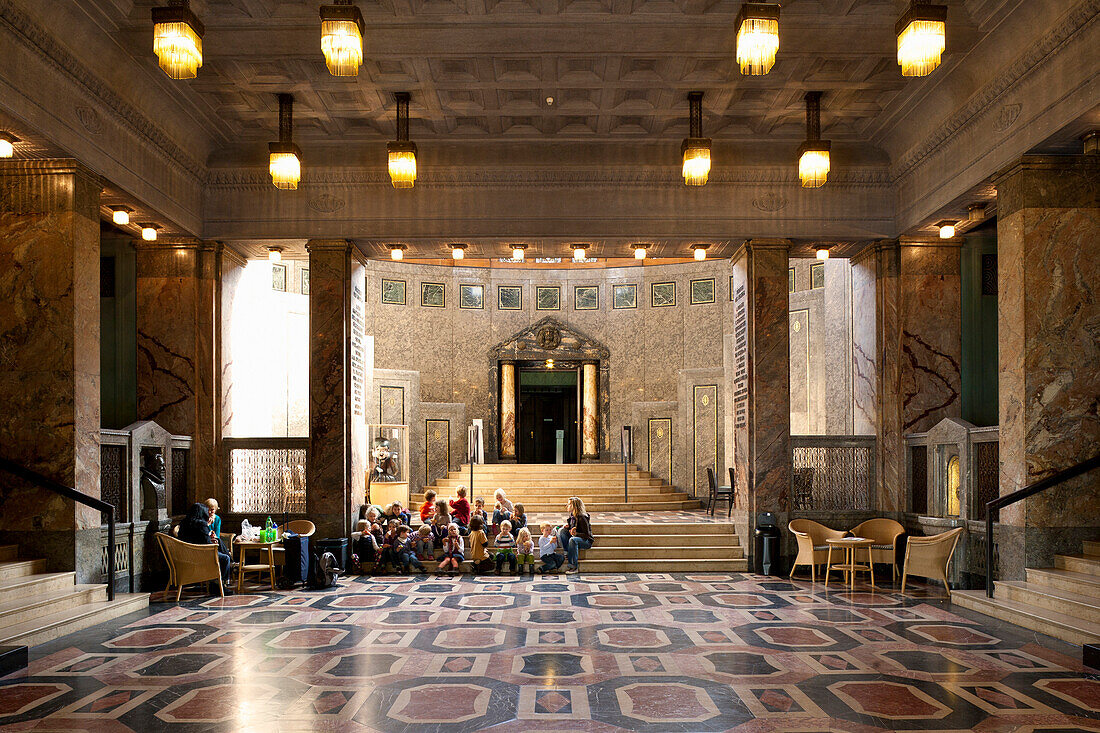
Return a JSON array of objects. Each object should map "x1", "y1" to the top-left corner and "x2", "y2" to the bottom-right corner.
[{"x1": 378, "y1": 279, "x2": 719, "y2": 309}]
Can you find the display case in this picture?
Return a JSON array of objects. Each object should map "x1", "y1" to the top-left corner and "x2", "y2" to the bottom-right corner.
[{"x1": 367, "y1": 424, "x2": 409, "y2": 509}]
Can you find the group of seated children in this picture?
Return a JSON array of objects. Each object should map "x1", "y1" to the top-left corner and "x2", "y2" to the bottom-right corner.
[{"x1": 353, "y1": 487, "x2": 570, "y2": 575}]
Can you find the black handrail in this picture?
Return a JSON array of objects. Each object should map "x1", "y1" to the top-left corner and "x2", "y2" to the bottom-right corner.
[
  {"x1": 0, "y1": 458, "x2": 116, "y2": 601},
  {"x1": 985, "y1": 454, "x2": 1100, "y2": 598}
]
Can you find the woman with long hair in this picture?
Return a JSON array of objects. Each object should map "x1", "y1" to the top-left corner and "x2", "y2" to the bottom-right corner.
[
  {"x1": 558, "y1": 496, "x2": 594, "y2": 572},
  {"x1": 178, "y1": 502, "x2": 232, "y2": 586}
]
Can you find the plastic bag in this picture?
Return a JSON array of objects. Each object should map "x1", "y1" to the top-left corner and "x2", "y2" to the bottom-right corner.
[{"x1": 241, "y1": 519, "x2": 255, "y2": 541}]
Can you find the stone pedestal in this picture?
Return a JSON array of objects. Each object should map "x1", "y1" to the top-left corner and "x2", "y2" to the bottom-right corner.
[
  {"x1": 307, "y1": 240, "x2": 368, "y2": 540},
  {"x1": 996, "y1": 155, "x2": 1100, "y2": 577},
  {"x1": 135, "y1": 241, "x2": 219, "y2": 509},
  {"x1": 582, "y1": 361, "x2": 599, "y2": 458},
  {"x1": 731, "y1": 240, "x2": 791, "y2": 547},
  {"x1": 0, "y1": 160, "x2": 102, "y2": 581},
  {"x1": 499, "y1": 361, "x2": 517, "y2": 460}
]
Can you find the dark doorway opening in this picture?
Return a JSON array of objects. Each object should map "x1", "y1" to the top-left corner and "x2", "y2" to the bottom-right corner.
[{"x1": 518, "y1": 368, "x2": 578, "y2": 464}]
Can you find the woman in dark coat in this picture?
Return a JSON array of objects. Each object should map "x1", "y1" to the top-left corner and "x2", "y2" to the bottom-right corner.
[
  {"x1": 179, "y1": 503, "x2": 232, "y2": 584},
  {"x1": 557, "y1": 496, "x2": 594, "y2": 571}
]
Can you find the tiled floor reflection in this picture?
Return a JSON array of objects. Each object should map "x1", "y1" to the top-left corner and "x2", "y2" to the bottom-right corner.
[{"x1": 3, "y1": 573, "x2": 1100, "y2": 731}]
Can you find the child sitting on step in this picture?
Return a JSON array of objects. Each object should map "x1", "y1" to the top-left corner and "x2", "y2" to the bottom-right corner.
[
  {"x1": 449, "y1": 486, "x2": 471, "y2": 528},
  {"x1": 396, "y1": 526, "x2": 425, "y2": 574},
  {"x1": 431, "y1": 500, "x2": 452, "y2": 547},
  {"x1": 419, "y1": 490, "x2": 437, "y2": 522},
  {"x1": 414, "y1": 525, "x2": 434, "y2": 561},
  {"x1": 439, "y1": 523, "x2": 464, "y2": 574},
  {"x1": 492, "y1": 489, "x2": 514, "y2": 531},
  {"x1": 537, "y1": 522, "x2": 564, "y2": 573},
  {"x1": 511, "y1": 503, "x2": 527, "y2": 531},
  {"x1": 516, "y1": 526, "x2": 535, "y2": 573},
  {"x1": 494, "y1": 520, "x2": 518, "y2": 575},
  {"x1": 467, "y1": 516, "x2": 493, "y2": 574},
  {"x1": 472, "y1": 497, "x2": 489, "y2": 528},
  {"x1": 376, "y1": 519, "x2": 401, "y2": 573}
]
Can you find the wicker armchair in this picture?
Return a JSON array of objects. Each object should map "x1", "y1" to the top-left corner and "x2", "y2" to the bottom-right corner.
[
  {"x1": 284, "y1": 520, "x2": 316, "y2": 537},
  {"x1": 788, "y1": 519, "x2": 848, "y2": 582},
  {"x1": 157, "y1": 532, "x2": 223, "y2": 601},
  {"x1": 901, "y1": 527, "x2": 964, "y2": 598},
  {"x1": 851, "y1": 518, "x2": 906, "y2": 582}
]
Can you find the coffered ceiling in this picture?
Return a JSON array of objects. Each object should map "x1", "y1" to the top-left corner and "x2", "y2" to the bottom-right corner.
[{"x1": 90, "y1": 0, "x2": 991, "y2": 151}]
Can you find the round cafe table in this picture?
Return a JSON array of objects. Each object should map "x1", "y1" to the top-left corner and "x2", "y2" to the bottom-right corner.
[
  {"x1": 236, "y1": 538, "x2": 278, "y2": 592},
  {"x1": 824, "y1": 537, "x2": 875, "y2": 591}
]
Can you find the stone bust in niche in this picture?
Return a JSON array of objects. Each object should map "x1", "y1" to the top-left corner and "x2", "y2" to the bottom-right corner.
[
  {"x1": 371, "y1": 438, "x2": 400, "y2": 482},
  {"x1": 140, "y1": 448, "x2": 167, "y2": 521}
]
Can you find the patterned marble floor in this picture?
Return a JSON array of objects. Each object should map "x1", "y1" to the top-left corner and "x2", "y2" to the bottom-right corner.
[{"x1": 2, "y1": 573, "x2": 1099, "y2": 732}]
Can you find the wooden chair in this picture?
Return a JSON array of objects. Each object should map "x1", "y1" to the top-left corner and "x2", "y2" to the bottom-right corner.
[
  {"x1": 901, "y1": 527, "x2": 964, "y2": 598},
  {"x1": 706, "y1": 467, "x2": 734, "y2": 518},
  {"x1": 788, "y1": 519, "x2": 848, "y2": 582},
  {"x1": 157, "y1": 532, "x2": 223, "y2": 602},
  {"x1": 850, "y1": 518, "x2": 905, "y2": 582},
  {"x1": 728, "y1": 468, "x2": 738, "y2": 510}
]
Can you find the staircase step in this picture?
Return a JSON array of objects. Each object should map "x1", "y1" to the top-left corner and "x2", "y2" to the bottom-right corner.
[
  {"x1": 505, "y1": 501, "x2": 703, "y2": 512},
  {"x1": 0, "y1": 572, "x2": 77, "y2": 602},
  {"x1": 0, "y1": 546, "x2": 18, "y2": 562},
  {"x1": 0, "y1": 585, "x2": 107, "y2": 628},
  {"x1": 581, "y1": 546, "x2": 745, "y2": 560},
  {"x1": 590, "y1": 522, "x2": 736, "y2": 535},
  {"x1": 0, "y1": 593, "x2": 150, "y2": 648},
  {"x1": 0, "y1": 559, "x2": 49, "y2": 581},
  {"x1": 997, "y1": 581, "x2": 1100, "y2": 625},
  {"x1": 574, "y1": 558, "x2": 749, "y2": 573},
  {"x1": 1055, "y1": 554, "x2": 1100, "y2": 576},
  {"x1": 1084, "y1": 540, "x2": 1100, "y2": 558},
  {"x1": 594, "y1": 534, "x2": 741, "y2": 548},
  {"x1": 1026, "y1": 567, "x2": 1100, "y2": 598},
  {"x1": 952, "y1": 590, "x2": 1100, "y2": 647}
]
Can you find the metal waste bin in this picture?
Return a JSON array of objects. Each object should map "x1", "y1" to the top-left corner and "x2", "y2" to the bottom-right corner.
[
  {"x1": 315, "y1": 537, "x2": 350, "y2": 572},
  {"x1": 754, "y1": 512, "x2": 780, "y2": 576}
]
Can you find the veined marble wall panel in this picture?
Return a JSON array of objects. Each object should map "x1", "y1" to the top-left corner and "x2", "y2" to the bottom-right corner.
[
  {"x1": 0, "y1": 161, "x2": 101, "y2": 578},
  {"x1": 788, "y1": 308, "x2": 812, "y2": 433},
  {"x1": 996, "y1": 156, "x2": 1100, "y2": 573},
  {"x1": 218, "y1": 248, "x2": 247, "y2": 504},
  {"x1": 875, "y1": 243, "x2": 904, "y2": 513},
  {"x1": 136, "y1": 243, "x2": 219, "y2": 501},
  {"x1": 898, "y1": 243, "x2": 962, "y2": 433},
  {"x1": 629, "y1": 402, "x2": 678, "y2": 487},
  {"x1": 379, "y1": 386, "x2": 406, "y2": 426},
  {"x1": 823, "y1": 259, "x2": 854, "y2": 434},
  {"x1": 681, "y1": 377, "x2": 721, "y2": 500},
  {"x1": 851, "y1": 248, "x2": 877, "y2": 435},
  {"x1": 421, "y1": 402, "x2": 466, "y2": 486}
]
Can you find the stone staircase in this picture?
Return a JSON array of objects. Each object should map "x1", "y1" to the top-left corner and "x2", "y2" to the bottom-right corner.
[
  {"x1": 953, "y1": 540, "x2": 1100, "y2": 647},
  {"x1": 420, "y1": 463, "x2": 747, "y2": 573},
  {"x1": 424, "y1": 463, "x2": 703, "y2": 512},
  {"x1": 0, "y1": 544, "x2": 149, "y2": 649}
]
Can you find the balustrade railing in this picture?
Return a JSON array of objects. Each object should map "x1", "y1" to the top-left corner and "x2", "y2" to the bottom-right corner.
[
  {"x1": 790, "y1": 435, "x2": 875, "y2": 511},
  {"x1": 224, "y1": 437, "x2": 308, "y2": 514}
]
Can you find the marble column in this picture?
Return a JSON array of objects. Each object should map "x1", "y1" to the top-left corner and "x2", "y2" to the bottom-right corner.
[
  {"x1": 731, "y1": 240, "x2": 791, "y2": 548},
  {"x1": 581, "y1": 361, "x2": 599, "y2": 459},
  {"x1": 851, "y1": 246, "x2": 877, "y2": 436},
  {"x1": 0, "y1": 160, "x2": 102, "y2": 581},
  {"x1": 499, "y1": 361, "x2": 517, "y2": 460},
  {"x1": 996, "y1": 155, "x2": 1100, "y2": 577},
  {"x1": 135, "y1": 240, "x2": 219, "y2": 508},
  {"x1": 307, "y1": 240, "x2": 368, "y2": 540},
  {"x1": 871, "y1": 239, "x2": 962, "y2": 514}
]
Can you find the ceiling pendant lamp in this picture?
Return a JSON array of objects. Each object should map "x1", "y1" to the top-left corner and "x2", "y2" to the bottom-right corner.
[
  {"x1": 896, "y1": 0, "x2": 947, "y2": 77},
  {"x1": 140, "y1": 224, "x2": 160, "y2": 242},
  {"x1": 937, "y1": 220, "x2": 956, "y2": 238},
  {"x1": 388, "y1": 92, "x2": 418, "y2": 189},
  {"x1": 111, "y1": 207, "x2": 132, "y2": 226},
  {"x1": 692, "y1": 244, "x2": 708, "y2": 261},
  {"x1": 390, "y1": 244, "x2": 406, "y2": 261},
  {"x1": 269, "y1": 94, "x2": 302, "y2": 191},
  {"x1": 681, "y1": 92, "x2": 711, "y2": 187},
  {"x1": 572, "y1": 244, "x2": 589, "y2": 262},
  {"x1": 451, "y1": 243, "x2": 467, "y2": 260},
  {"x1": 816, "y1": 247, "x2": 830, "y2": 260},
  {"x1": 735, "y1": 2, "x2": 780, "y2": 76},
  {"x1": 633, "y1": 244, "x2": 648, "y2": 260},
  {"x1": 0, "y1": 132, "x2": 18, "y2": 158},
  {"x1": 798, "y1": 92, "x2": 831, "y2": 189},
  {"x1": 511, "y1": 244, "x2": 527, "y2": 261},
  {"x1": 320, "y1": 0, "x2": 364, "y2": 77},
  {"x1": 152, "y1": 0, "x2": 204, "y2": 80}
]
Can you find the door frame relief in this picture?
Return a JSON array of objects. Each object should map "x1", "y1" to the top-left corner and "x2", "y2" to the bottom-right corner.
[{"x1": 488, "y1": 317, "x2": 610, "y2": 463}]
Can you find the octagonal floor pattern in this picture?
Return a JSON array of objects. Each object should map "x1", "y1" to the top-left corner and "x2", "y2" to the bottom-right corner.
[{"x1": 2, "y1": 573, "x2": 1099, "y2": 732}]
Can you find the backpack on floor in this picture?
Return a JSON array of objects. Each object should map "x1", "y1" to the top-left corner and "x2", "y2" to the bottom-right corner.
[{"x1": 308, "y1": 550, "x2": 340, "y2": 590}]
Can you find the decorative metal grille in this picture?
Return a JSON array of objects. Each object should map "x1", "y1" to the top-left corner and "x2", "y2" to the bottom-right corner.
[
  {"x1": 910, "y1": 445, "x2": 928, "y2": 514},
  {"x1": 973, "y1": 440, "x2": 999, "y2": 521},
  {"x1": 100, "y1": 541, "x2": 128, "y2": 576},
  {"x1": 970, "y1": 531, "x2": 999, "y2": 586},
  {"x1": 100, "y1": 444, "x2": 126, "y2": 522},
  {"x1": 229, "y1": 447, "x2": 307, "y2": 514},
  {"x1": 171, "y1": 449, "x2": 189, "y2": 514},
  {"x1": 790, "y1": 438, "x2": 874, "y2": 511}
]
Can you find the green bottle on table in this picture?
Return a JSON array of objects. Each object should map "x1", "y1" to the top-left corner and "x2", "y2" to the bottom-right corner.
[{"x1": 265, "y1": 516, "x2": 272, "y2": 542}]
